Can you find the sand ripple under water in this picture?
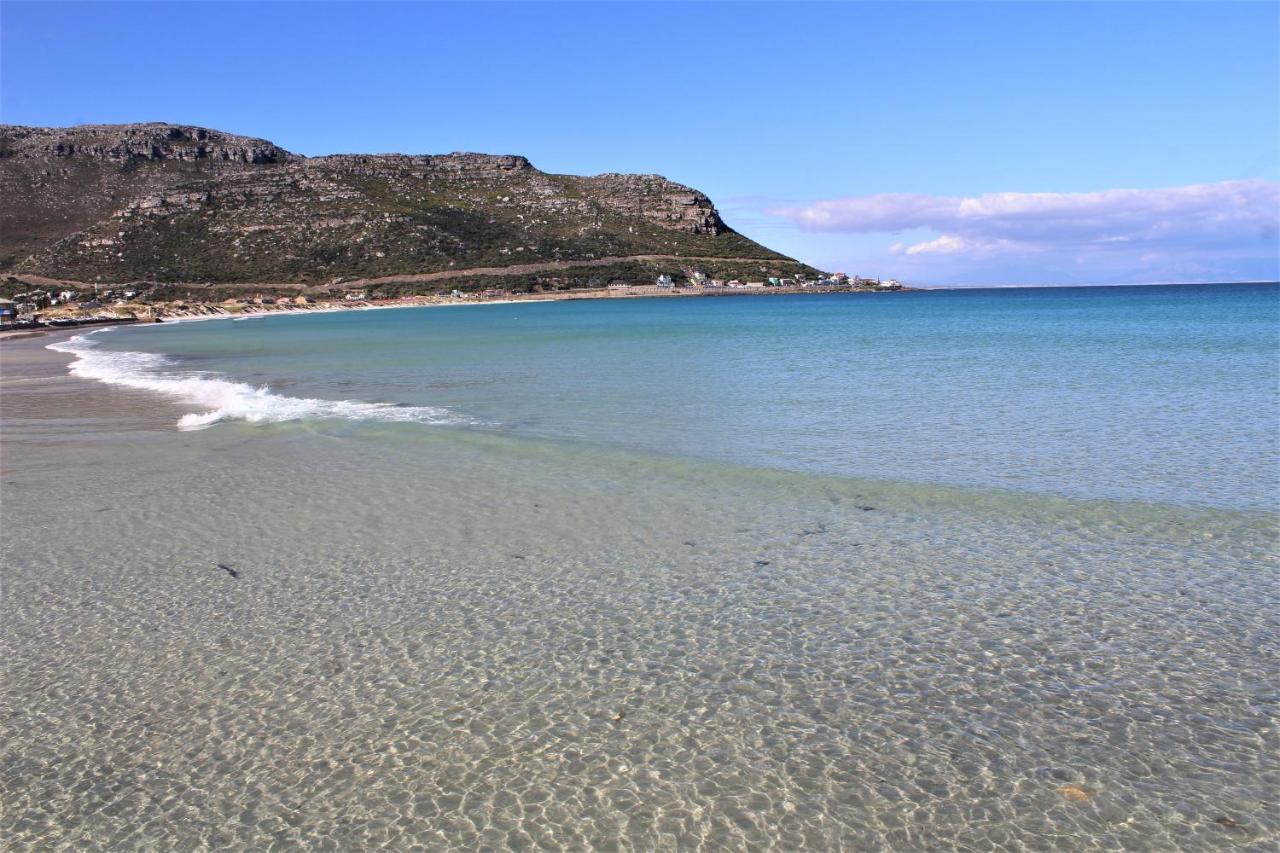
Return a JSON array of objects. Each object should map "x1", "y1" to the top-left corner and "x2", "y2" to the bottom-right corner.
[{"x1": 3, "y1": 409, "x2": 1276, "y2": 850}]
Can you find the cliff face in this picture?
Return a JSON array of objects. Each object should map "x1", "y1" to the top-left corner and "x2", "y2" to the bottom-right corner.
[
  {"x1": 2, "y1": 123, "x2": 294, "y2": 164},
  {"x1": 0, "y1": 123, "x2": 800, "y2": 286}
]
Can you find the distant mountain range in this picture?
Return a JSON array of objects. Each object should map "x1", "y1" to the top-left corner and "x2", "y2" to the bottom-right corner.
[{"x1": 0, "y1": 123, "x2": 817, "y2": 295}]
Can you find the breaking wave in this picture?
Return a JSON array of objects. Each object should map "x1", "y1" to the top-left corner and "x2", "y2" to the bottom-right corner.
[{"x1": 48, "y1": 333, "x2": 470, "y2": 431}]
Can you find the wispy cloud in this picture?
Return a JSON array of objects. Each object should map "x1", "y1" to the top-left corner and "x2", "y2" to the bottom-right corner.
[{"x1": 767, "y1": 181, "x2": 1280, "y2": 283}]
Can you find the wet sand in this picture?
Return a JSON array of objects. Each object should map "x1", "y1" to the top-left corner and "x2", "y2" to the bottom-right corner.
[{"x1": 2, "y1": 328, "x2": 186, "y2": 438}]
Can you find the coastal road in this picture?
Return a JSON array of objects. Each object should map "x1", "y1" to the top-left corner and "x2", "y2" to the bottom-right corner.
[{"x1": 6, "y1": 255, "x2": 800, "y2": 293}]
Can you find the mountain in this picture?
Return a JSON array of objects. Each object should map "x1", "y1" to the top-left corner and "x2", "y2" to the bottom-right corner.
[{"x1": 0, "y1": 123, "x2": 818, "y2": 295}]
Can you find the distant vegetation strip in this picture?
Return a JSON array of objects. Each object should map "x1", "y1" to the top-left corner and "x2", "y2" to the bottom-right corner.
[{"x1": 343, "y1": 255, "x2": 806, "y2": 287}]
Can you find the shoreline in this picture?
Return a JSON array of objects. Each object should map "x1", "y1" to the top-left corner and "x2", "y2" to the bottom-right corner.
[
  {"x1": 8, "y1": 288, "x2": 1277, "y2": 517},
  {"x1": 11, "y1": 278, "x2": 1272, "y2": 336},
  {"x1": 5, "y1": 319, "x2": 1273, "y2": 524},
  {"x1": 1, "y1": 285, "x2": 908, "y2": 340}
]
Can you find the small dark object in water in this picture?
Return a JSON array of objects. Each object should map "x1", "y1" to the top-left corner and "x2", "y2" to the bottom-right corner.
[
  {"x1": 754, "y1": 560, "x2": 771, "y2": 567},
  {"x1": 218, "y1": 563, "x2": 239, "y2": 579},
  {"x1": 683, "y1": 540, "x2": 697, "y2": 547},
  {"x1": 1213, "y1": 816, "x2": 1246, "y2": 831},
  {"x1": 95, "y1": 507, "x2": 110, "y2": 512},
  {"x1": 858, "y1": 506, "x2": 875, "y2": 512},
  {"x1": 800, "y1": 523, "x2": 828, "y2": 536},
  {"x1": 612, "y1": 710, "x2": 626, "y2": 723},
  {"x1": 509, "y1": 554, "x2": 526, "y2": 560},
  {"x1": 995, "y1": 612, "x2": 1012, "y2": 618}
]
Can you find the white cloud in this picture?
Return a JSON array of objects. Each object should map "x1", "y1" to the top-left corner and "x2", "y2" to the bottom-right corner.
[
  {"x1": 900, "y1": 235, "x2": 966, "y2": 255},
  {"x1": 772, "y1": 180, "x2": 1278, "y2": 244},
  {"x1": 767, "y1": 180, "x2": 1280, "y2": 284}
]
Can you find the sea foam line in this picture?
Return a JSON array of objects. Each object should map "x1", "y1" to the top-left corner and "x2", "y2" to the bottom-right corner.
[{"x1": 48, "y1": 333, "x2": 469, "y2": 431}]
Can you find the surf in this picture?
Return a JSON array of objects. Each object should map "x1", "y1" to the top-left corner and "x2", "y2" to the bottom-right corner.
[{"x1": 48, "y1": 333, "x2": 469, "y2": 431}]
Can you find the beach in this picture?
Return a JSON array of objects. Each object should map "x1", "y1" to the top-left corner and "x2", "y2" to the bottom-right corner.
[
  {"x1": 7, "y1": 0, "x2": 1280, "y2": 845},
  {"x1": 3, "y1": 286, "x2": 1277, "y2": 849}
]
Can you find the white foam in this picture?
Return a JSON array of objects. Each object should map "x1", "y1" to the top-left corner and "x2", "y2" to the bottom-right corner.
[{"x1": 48, "y1": 333, "x2": 469, "y2": 431}]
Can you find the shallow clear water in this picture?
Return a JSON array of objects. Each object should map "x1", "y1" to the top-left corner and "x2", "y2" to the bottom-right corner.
[{"x1": 3, "y1": 284, "x2": 1278, "y2": 850}]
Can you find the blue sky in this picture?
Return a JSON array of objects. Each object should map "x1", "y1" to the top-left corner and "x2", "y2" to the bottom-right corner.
[{"x1": 3, "y1": 1, "x2": 1277, "y2": 284}]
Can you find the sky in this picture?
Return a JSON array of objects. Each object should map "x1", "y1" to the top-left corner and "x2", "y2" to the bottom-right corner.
[{"x1": 2, "y1": 1, "x2": 1277, "y2": 285}]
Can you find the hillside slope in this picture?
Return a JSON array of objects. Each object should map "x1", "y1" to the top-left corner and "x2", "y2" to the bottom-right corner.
[{"x1": 0, "y1": 123, "x2": 816, "y2": 291}]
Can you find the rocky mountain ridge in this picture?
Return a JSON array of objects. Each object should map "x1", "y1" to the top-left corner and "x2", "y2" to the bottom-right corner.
[{"x1": 1, "y1": 123, "x2": 815, "y2": 292}]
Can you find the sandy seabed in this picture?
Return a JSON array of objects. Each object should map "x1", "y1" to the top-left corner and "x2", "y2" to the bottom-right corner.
[{"x1": 1, "y1": 331, "x2": 1277, "y2": 850}]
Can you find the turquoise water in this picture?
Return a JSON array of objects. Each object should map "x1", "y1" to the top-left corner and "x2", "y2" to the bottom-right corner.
[
  {"x1": 86, "y1": 283, "x2": 1280, "y2": 509},
  {"x1": 6, "y1": 283, "x2": 1277, "y2": 849}
]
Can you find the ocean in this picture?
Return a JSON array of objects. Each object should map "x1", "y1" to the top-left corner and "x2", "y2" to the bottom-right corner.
[{"x1": 3, "y1": 283, "x2": 1277, "y2": 849}]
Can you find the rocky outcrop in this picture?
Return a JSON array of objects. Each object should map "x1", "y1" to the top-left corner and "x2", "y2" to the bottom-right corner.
[
  {"x1": 0, "y1": 123, "x2": 293, "y2": 164},
  {"x1": 319, "y1": 152, "x2": 533, "y2": 175},
  {"x1": 0, "y1": 123, "x2": 792, "y2": 285},
  {"x1": 581, "y1": 173, "x2": 726, "y2": 235}
]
